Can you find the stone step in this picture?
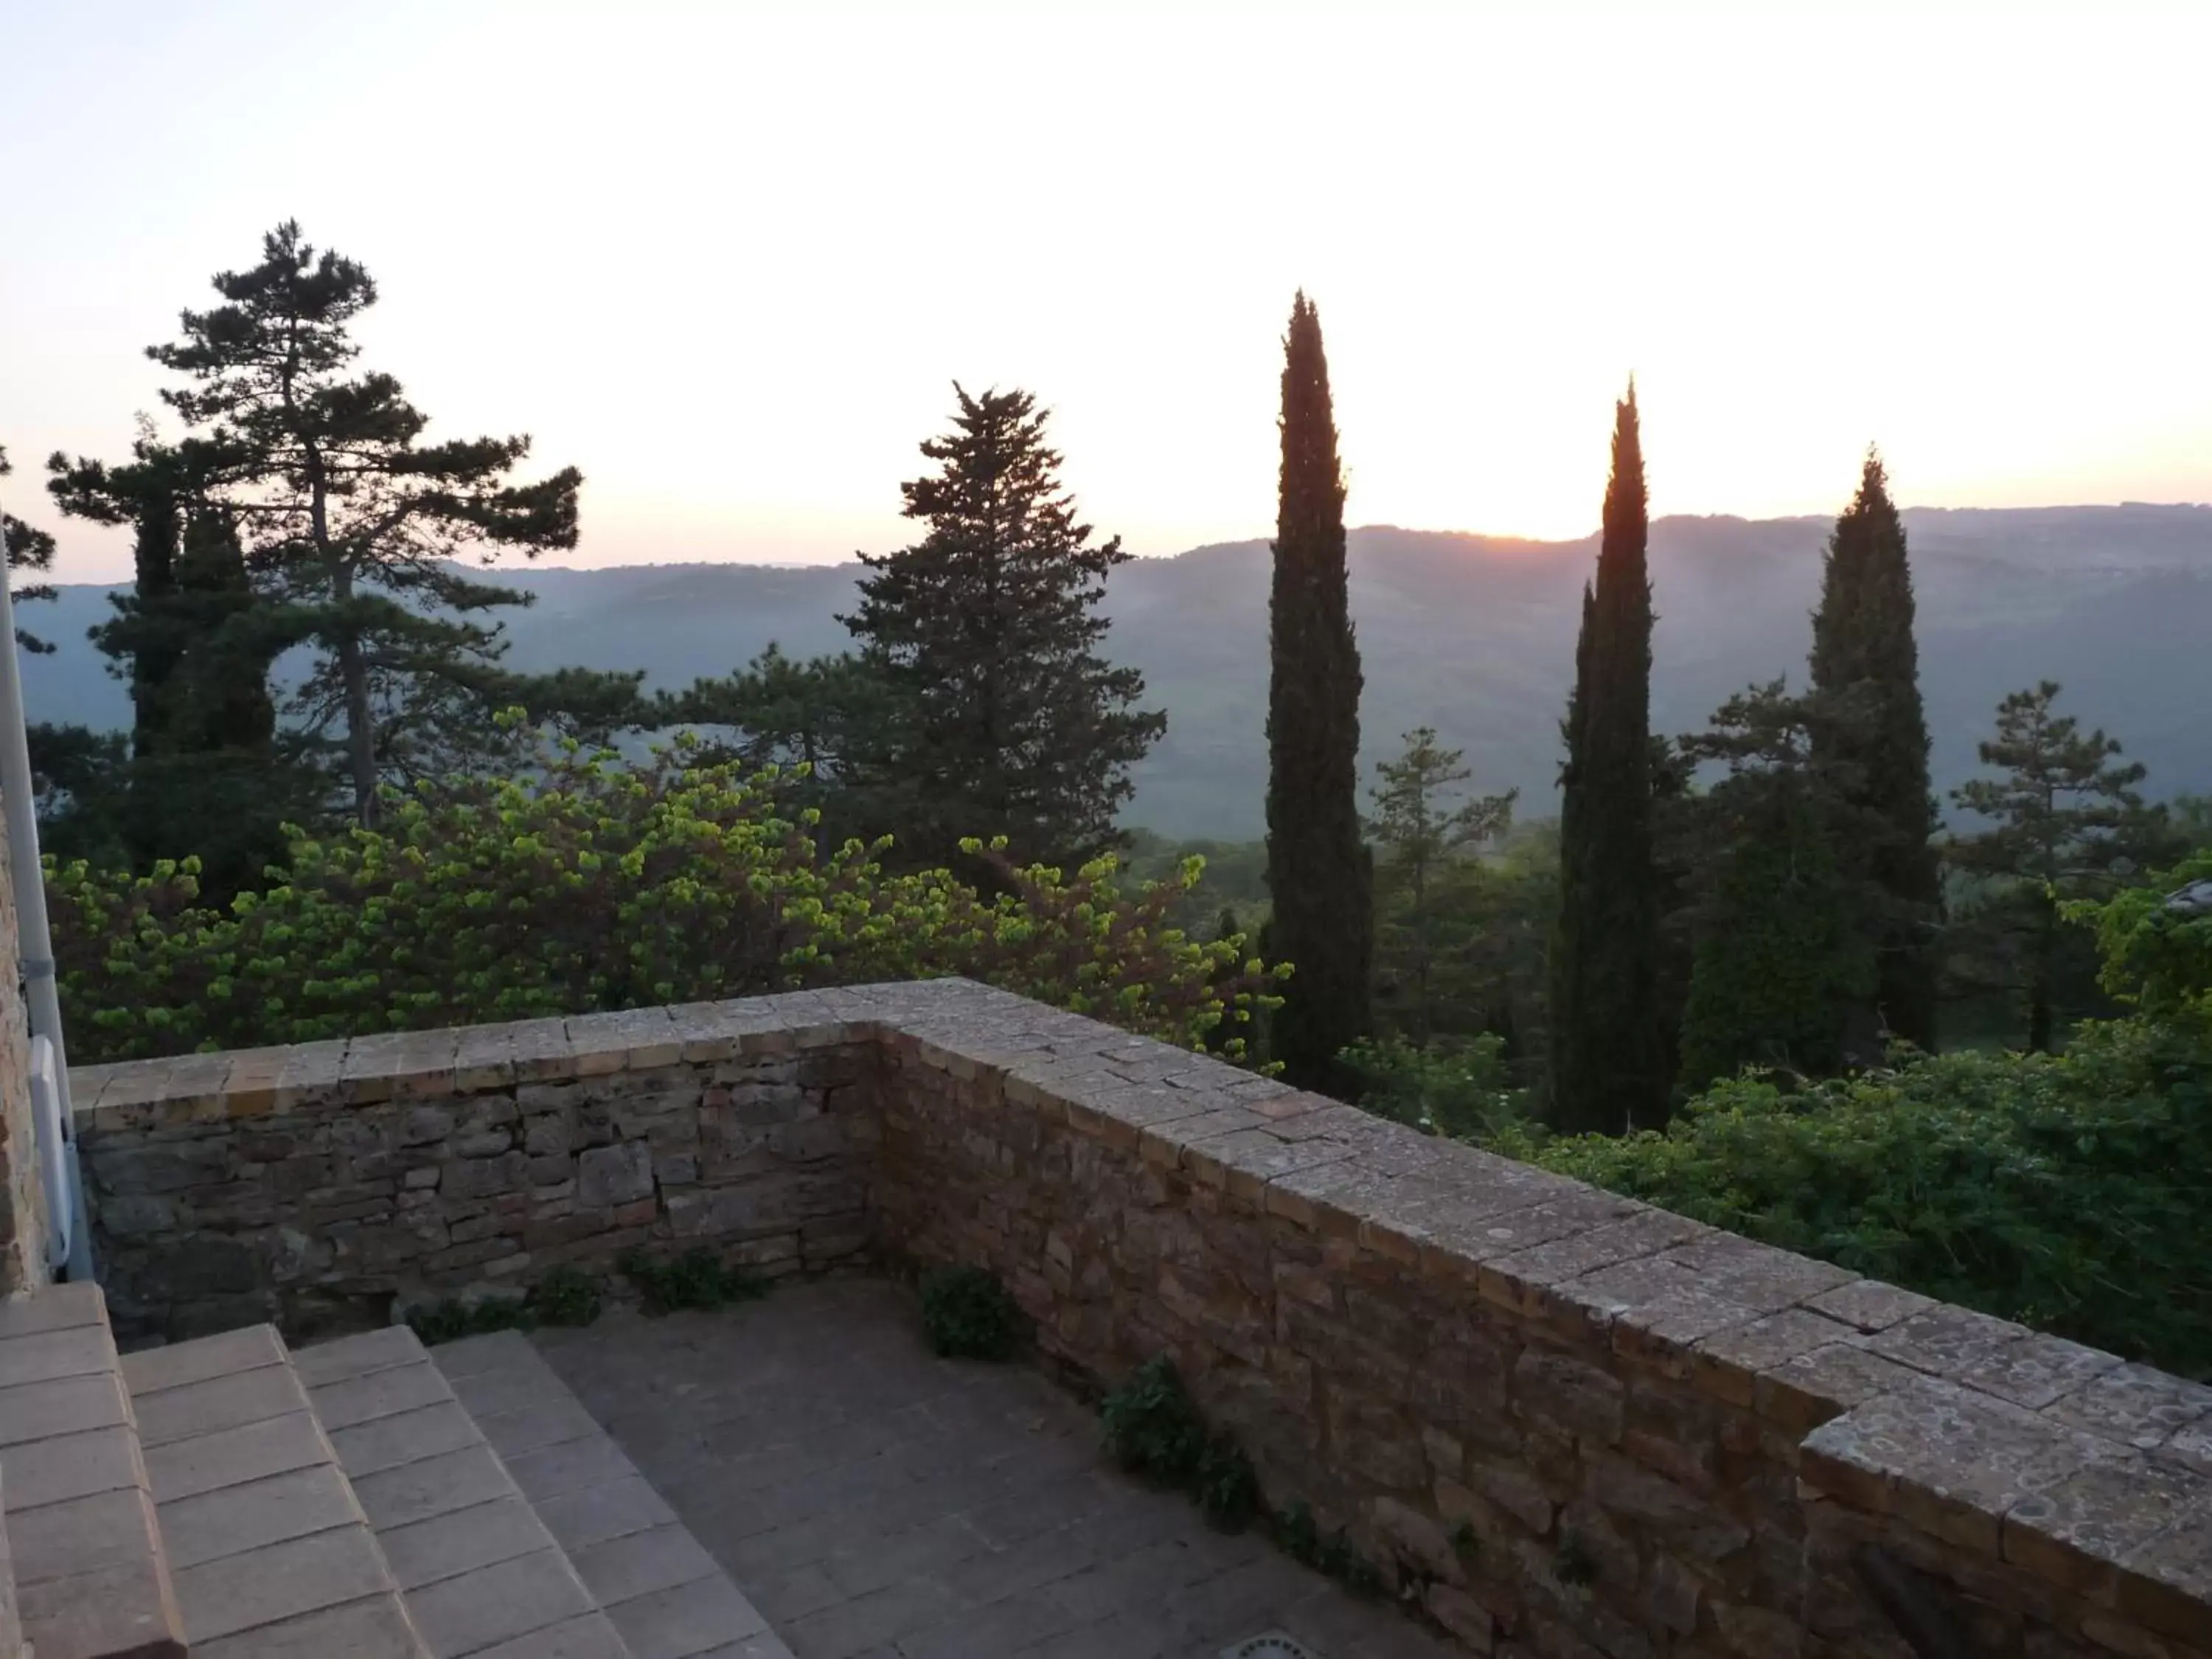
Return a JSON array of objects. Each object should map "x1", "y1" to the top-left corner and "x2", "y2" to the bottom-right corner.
[
  {"x1": 295, "y1": 1324, "x2": 640, "y2": 1659},
  {"x1": 0, "y1": 1280, "x2": 186, "y2": 1659},
  {"x1": 433, "y1": 1330, "x2": 791, "y2": 1659},
  {"x1": 122, "y1": 1321, "x2": 426, "y2": 1658}
]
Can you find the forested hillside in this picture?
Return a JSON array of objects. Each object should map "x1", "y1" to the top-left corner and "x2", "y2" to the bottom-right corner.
[{"x1": 24, "y1": 505, "x2": 2212, "y2": 837}]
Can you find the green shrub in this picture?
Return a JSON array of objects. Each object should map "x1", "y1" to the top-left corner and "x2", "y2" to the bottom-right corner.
[
  {"x1": 1345, "y1": 1033, "x2": 1537, "y2": 1147},
  {"x1": 618, "y1": 1247, "x2": 767, "y2": 1315},
  {"x1": 1533, "y1": 1016, "x2": 2212, "y2": 1376},
  {"x1": 1273, "y1": 1499, "x2": 1384, "y2": 1596},
  {"x1": 1194, "y1": 1436, "x2": 1262, "y2": 1532},
  {"x1": 48, "y1": 734, "x2": 1282, "y2": 1065},
  {"x1": 1101, "y1": 1355, "x2": 1211, "y2": 1483},
  {"x1": 1099, "y1": 1355, "x2": 1259, "y2": 1531},
  {"x1": 2082, "y1": 848, "x2": 2212, "y2": 1029},
  {"x1": 532, "y1": 1266, "x2": 602, "y2": 1328},
  {"x1": 918, "y1": 1265, "x2": 1024, "y2": 1360},
  {"x1": 1349, "y1": 863, "x2": 2212, "y2": 1379}
]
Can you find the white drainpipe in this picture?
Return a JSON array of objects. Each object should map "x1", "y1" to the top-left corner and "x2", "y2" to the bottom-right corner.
[{"x1": 0, "y1": 487, "x2": 92, "y2": 1279}]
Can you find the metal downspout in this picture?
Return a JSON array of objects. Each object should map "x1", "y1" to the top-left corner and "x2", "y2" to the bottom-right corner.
[{"x1": 0, "y1": 484, "x2": 91, "y2": 1280}]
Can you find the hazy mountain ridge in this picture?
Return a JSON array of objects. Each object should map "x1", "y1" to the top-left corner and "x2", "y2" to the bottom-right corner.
[{"x1": 23, "y1": 504, "x2": 2212, "y2": 838}]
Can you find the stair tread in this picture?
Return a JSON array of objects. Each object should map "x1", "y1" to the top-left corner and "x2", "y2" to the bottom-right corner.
[
  {"x1": 0, "y1": 1281, "x2": 186, "y2": 1658},
  {"x1": 125, "y1": 1321, "x2": 426, "y2": 1657},
  {"x1": 299, "y1": 1324, "x2": 637, "y2": 1659},
  {"x1": 430, "y1": 1331, "x2": 793, "y2": 1659}
]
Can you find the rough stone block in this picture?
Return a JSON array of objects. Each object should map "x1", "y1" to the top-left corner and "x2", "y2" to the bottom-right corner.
[
  {"x1": 577, "y1": 1141, "x2": 655, "y2": 1209},
  {"x1": 1514, "y1": 1346, "x2": 1626, "y2": 1444}
]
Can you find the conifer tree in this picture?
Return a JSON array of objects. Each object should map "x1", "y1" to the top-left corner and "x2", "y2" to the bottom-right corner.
[
  {"x1": 47, "y1": 429, "x2": 276, "y2": 765},
  {"x1": 1950, "y1": 681, "x2": 2168, "y2": 1052},
  {"x1": 1548, "y1": 385, "x2": 1666, "y2": 1132},
  {"x1": 1, "y1": 445, "x2": 59, "y2": 652},
  {"x1": 839, "y1": 385, "x2": 1164, "y2": 869},
  {"x1": 1265, "y1": 293, "x2": 1371, "y2": 1096},
  {"x1": 1367, "y1": 726, "x2": 1515, "y2": 1046},
  {"x1": 1809, "y1": 451, "x2": 1943, "y2": 1050},
  {"x1": 45, "y1": 430, "x2": 314, "y2": 891},
  {"x1": 1673, "y1": 681, "x2": 1875, "y2": 1091},
  {"x1": 141, "y1": 220, "x2": 614, "y2": 827}
]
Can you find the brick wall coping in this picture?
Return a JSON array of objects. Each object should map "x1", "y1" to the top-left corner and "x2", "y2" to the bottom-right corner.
[{"x1": 69, "y1": 978, "x2": 2212, "y2": 1644}]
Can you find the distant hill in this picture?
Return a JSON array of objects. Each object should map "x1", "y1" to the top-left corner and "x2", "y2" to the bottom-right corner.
[{"x1": 22, "y1": 504, "x2": 2212, "y2": 839}]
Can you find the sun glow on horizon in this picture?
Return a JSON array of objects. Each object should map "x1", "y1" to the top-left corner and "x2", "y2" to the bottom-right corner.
[{"x1": 4, "y1": 5, "x2": 2209, "y2": 582}]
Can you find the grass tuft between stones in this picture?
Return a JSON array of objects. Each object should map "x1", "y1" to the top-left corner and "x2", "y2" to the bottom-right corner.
[
  {"x1": 1554, "y1": 1529, "x2": 1599, "y2": 1588},
  {"x1": 618, "y1": 1245, "x2": 770, "y2": 1315},
  {"x1": 406, "y1": 1265, "x2": 603, "y2": 1344}
]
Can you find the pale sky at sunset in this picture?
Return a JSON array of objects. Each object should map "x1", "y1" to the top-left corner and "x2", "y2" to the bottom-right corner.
[{"x1": 4, "y1": 3, "x2": 2208, "y2": 585}]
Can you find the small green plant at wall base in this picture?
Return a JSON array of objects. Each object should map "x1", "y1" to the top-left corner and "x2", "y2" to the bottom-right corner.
[
  {"x1": 918, "y1": 1265, "x2": 1024, "y2": 1360},
  {"x1": 532, "y1": 1266, "x2": 602, "y2": 1328},
  {"x1": 1276, "y1": 1500, "x2": 1321, "y2": 1565},
  {"x1": 1194, "y1": 1436, "x2": 1261, "y2": 1532},
  {"x1": 1101, "y1": 1356, "x2": 1211, "y2": 1486},
  {"x1": 618, "y1": 1247, "x2": 768, "y2": 1315},
  {"x1": 1273, "y1": 1501, "x2": 1382, "y2": 1596},
  {"x1": 1096, "y1": 1355, "x2": 1260, "y2": 1532},
  {"x1": 1323, "y1": 1529, "x2": 1385, "y2": 1597},
  {"x1": 1554, "y1": 1531, "x2": 1599, "y2": 1588},
  {"x1": 406, "y1": 1298, "x2": 528, "y2": 1345},
  {"x1": 405, "y1": 1269, "x2": 608, "y2": 1345},
  {"x1": 1450, "y1": 1520, "x2": 1479, "y2": 1564}
]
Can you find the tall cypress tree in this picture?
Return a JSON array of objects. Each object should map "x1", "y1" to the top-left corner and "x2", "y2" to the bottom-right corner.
[
  {"x1": 1548, "y1": 384, "x2": 1666, "y2": 1133},
  {"x1": 1265, "y1": 293, "x2": 1371, "y2": 1096},
  {"x1": 1809, "y1": 451, "x2": 1942, "y2": 1052}
]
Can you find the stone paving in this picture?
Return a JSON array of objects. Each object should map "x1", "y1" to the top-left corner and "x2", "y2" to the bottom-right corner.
[{"x1": 534, "y1": 1279, "x2": 1462, "y2": 1659}]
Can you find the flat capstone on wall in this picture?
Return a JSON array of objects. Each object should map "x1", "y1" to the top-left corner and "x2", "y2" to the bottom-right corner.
[{"x1": 71, "y1": 978, "x2": 2212, "y2": 1659}]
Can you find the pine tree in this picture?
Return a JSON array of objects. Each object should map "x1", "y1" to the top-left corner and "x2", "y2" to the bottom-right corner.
[
  {"x1": 1367, "y1": 726, "x2": 1514, "y2": 1046},
  {"x1": 1809, "y1": 451, "x2": 1942, "y2": 1050},
  {"x1": 142, "y1": 220, "x2": 617, "y2": 827},
  {"x1": 655, "y1": 644, "x2": 883, "y2": 846},
  {"x1": 1950, "y1": 681, "x2": 2169, "y2": 1052},
  {"x1": 1673, "y1": 681, "x2": 1876, "y2": 1091},
  {"x1": 1548, "y1": 384, "x2": 1666, "y2": 1132},
  {"x1": 1, "y1": 445, "x2": 59, "y2": 653},
  {"x1": 1265, "y1": 293, "x2": 1371, "y2": 1096},
  {"x1": 838, "y1": 385, "x2": 1164, "y2": 869}
]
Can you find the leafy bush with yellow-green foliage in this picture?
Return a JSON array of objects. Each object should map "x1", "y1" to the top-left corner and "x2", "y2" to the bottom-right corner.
[{"x1": 49, "y1": 731, "x2": 1279, "y2": 1064}]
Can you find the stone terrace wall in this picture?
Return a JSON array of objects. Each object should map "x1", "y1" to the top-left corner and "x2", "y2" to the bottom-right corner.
[
  {"x1": 72, "y1": 997, "x2": 883, "y2": 1341},
  {"x1": 72, "y1": 979, "x2": 2212, "y2": 1659}
]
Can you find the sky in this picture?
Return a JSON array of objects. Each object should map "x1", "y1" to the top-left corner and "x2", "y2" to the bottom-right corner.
[{"x1": 4, "y1": 2, "x2": 2209, "y2": 585}]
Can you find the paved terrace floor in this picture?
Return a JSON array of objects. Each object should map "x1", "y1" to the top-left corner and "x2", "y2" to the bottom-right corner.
[{"x1": 533, "y1": 1278, "x2": 1461, "y2": 1659}]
